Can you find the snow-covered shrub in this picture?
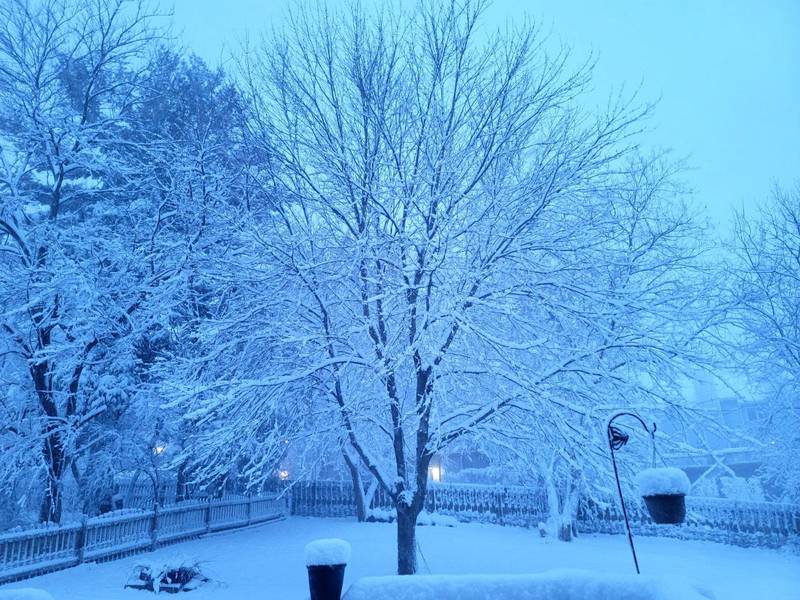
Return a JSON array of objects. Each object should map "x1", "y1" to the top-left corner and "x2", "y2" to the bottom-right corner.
[
  {"x1": 416, "y1": 512, "x2": 458, "y2": 527},
  {"x1": 636, "y1": 467, "x2": 690, "y2": 497},
  {"x1": 364, "y1": 509, "x2": 458, "y2": 527},
  {"x1": 125, "y1": 559, "x2": 209, "y2": 593},
  {"x1": 88, "y1": 508, "x2": 146, "y2": 522},
  {"x1": 304, "y1": 538, "x2": 352, "y2": 567},
  {"x1": 366, "y1": 508, "x2": 395, "y2": 523},
  {"x1": 719, "y1": 476, "x2": 765, "y2": 501}
]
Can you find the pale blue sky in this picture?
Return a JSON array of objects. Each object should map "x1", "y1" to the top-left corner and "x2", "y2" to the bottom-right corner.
[{"x1": 171, "y1": 0, "x2": 800, "y2": 233}]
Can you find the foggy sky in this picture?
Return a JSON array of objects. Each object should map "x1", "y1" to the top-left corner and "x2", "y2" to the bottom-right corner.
[{"x1": 170, "y1": 0, "x2": 800, "y2": 235}]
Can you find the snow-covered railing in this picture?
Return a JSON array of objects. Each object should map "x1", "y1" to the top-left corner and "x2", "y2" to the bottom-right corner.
[
  {"x1": 425, "y1": 483, "x2": 549, "y2": 526},
  {"x1": 0, "y1": 523, "x2": 82, "y2": 582},
  {"x1": 208, "y1": 496, "x2": 250, "y2": 531},
  {"x1": 291, "y1": 481, "x2": 362, "y2": 518},
  {"x1": 578, "y1": 495, "x2": 800, "y2": 549},
  {"x1": 113, "y1": 476, "x2": 180, "y2": 509},
  {"x1": 291, "y1": 480, "x2": 800, "y2": 548},
  {"x1": 0, "y1": 493, "x2": 288, "y2": 584},
  {"x1": 156, "y1": 502, "x2": 208, "y2": 543},
  {"x1": 83, "y1": 511, "x2": 153, "y2": 561},
  {"x1": 291, "y1": 481, "x2": 550, "y2": 526}
]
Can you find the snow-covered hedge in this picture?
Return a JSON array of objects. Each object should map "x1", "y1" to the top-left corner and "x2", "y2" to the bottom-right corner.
[
  {"x1": 304, "y1": 538, "x2": 352, "y2": 567},
  {"x1": 366, "y1": 509, "x2": 458, "y2": 527},
  {"x1": 366, "y1": 508, "x2": 395, "y2": 523},
  {"x1": 636, "y1": 467, "x2": 690, "y2": 497},
  {"x1": 87, "y1": 507, "x2": 146, "y2": 522},
  {"x1": 417, "y1": 512, "x2": 458, "y2": 527},
  {"x1": 343, "y1": 570, "x2": 714, "y2": 600}
]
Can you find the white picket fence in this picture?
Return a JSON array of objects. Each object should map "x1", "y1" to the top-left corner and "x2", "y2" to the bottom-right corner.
[
  {"x1": 290, "y1": 480, "x2": 800, "y2": 549},
  {"x1": 3, "y1": 482, "x2": 796, "y2": 585},
  {"x1": 578, "y1": 495, "x2": 800, "y2": 548},
  {"x1": 290, "y1": 480, "x2": 548, "y2": 525},
  {"x1": 0, "y1": 494, "x2": 287, "y2": 584}
]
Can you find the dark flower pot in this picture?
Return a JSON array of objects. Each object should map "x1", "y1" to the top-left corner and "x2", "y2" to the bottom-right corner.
[
  {"x1": 643, "y1": 493, "x2": 686, "y2": 524},
  {"x1": 307, "y1": 564, "x2": 346, "y2": 600}
]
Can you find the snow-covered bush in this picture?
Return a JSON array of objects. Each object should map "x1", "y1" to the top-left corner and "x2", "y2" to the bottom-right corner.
[
  {"x1": 365, "y1": 509, "x2": 458, "y2": 527},
  {"x1": 416, "y1": 512, "x2": 458, "y2": 527},
  {"x1": 366, "y1": 508, "x2": 395, "y2": 523},
  {"x1": 88, "y1": 508, "x2": 146, "y2": 522},
  {"x1": 636, "y1": 467, "x2": 690, "y2": 497},
  {"x1": 125, "y1": 559, "x2": 209, "y2": 593}
]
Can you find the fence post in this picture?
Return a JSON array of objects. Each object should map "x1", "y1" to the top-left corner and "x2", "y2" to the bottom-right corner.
[
  {"x1": 150, "y1": 503, "x2": 159, "y2": 551},
  {"x1": 75, "y1": 516, "x2": 88, "y2": 565},
  {"x1": 204, "y1": 499, "x2": 212, "y2": 533},
  {"x1": 247, "y1": 495, "x2": 253, "y2": 525}
]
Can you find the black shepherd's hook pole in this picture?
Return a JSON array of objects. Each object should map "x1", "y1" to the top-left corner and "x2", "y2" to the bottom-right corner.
[{"x1": 607, "y1": 411, "x2": 656, "y2": 575}]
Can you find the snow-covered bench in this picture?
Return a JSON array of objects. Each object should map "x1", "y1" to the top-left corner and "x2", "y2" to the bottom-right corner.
[{"x1": 343, "y1": 569, "x2": 714, "y2": 600}]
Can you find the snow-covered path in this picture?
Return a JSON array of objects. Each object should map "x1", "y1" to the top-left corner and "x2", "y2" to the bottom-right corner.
[{"x1": 3, "y1": 517, "x2": 798, "y2": 599}]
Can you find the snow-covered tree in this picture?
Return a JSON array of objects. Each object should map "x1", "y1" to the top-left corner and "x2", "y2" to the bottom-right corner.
[
  {"x1": 475, "y1": 155, "x2": 715, "y2": 540},
  {"x1": 0, "y1": 0, "x2": 190, "y2": 522},
  {"x1": 206, "y1": 0, "x2": 717, "y2": 573},
  {"x1": 728, "y1": 185, "x2": 800, "y2": 502}
]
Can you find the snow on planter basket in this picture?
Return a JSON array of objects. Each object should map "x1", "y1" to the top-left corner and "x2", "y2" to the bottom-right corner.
[
  {"x1": 636, "y1": 467, "x2": 690, "y2": 524},
  {"x1": 305, "y1": 538, "x2": 351, "y2": 600}
]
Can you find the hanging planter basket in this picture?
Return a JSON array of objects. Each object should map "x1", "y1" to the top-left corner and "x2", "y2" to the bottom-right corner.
[{"x1": 636, "y1": 467, "x2": 690, "y2": 525}]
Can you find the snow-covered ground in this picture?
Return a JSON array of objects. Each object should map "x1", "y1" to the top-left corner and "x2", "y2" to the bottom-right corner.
[{"x1": 2, "y1": 517, "x2": 798, "y2": 600}]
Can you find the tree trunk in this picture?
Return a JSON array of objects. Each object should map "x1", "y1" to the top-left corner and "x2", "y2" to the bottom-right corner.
[
  {"x1": 38, "y1": 428, "x2": 66, "y2": 523},
  {"x1": 396, "y1": 504, "x2": 419, "y2": 575},
  {"x1": 557, "y1": 520, "x2": 573, "y2": 542},
  {"x1": 175, "y1": 461, "x2": 189, "y2": 503},
  {"x1": 343, "y1": 451, "x2": 367, "y2": 521}
]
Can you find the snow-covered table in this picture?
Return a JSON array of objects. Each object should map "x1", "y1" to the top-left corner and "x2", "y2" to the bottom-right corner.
[{"x1": 343, "y1": 569, "x2": 714, "y2": 600}]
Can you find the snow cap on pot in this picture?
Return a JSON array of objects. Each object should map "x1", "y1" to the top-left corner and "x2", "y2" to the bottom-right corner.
[
  {"x1": 305, "y1": 538, "x2": 351, "y2": 600},
  {"x1": 305, "y1": 538, "x2": 352, "y2": 567},
  {"x1": 636, "y1": 467, "x2": 690, "y2": 524}
]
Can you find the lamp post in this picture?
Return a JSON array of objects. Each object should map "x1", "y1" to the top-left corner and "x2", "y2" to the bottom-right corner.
[{"x1": 606, "y1": 411, "x2": 656, "y2": 575}]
